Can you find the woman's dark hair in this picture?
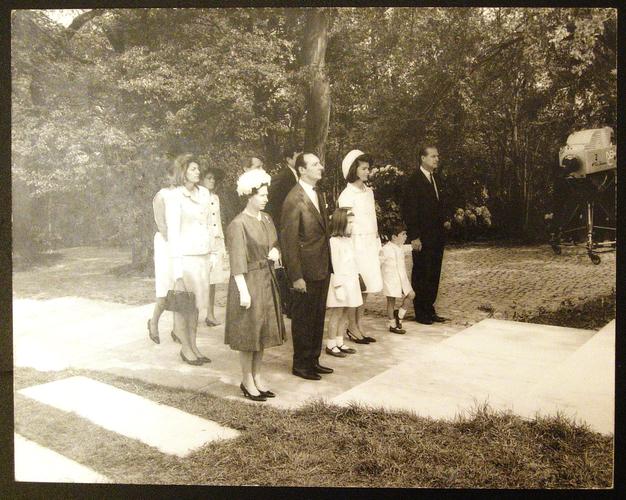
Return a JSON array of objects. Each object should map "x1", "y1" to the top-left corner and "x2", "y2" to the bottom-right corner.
[
  {"x1": 330, "y1": 207, "x2": 354, "y2": 237},
  {"x1": 346, "y1": 154, "x2": 373, "y2": 183},
  {"x1": 173, "y1": 153, "x2": 199, "y2": 186},
  {"x1": 201, "y1": 166, "x2": 225, "y2": 183}
]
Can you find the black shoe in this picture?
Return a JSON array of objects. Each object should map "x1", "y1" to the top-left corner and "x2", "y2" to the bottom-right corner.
[
  {"x1": 240, "y1": 383, "x2": 267, "y2": 401},
  {"x1": 180, "y1": 351, "x2": 203, "y2": 366},
  {"x1": 362, "y1": 336, "x2": 376, "y2": 343},
  {"x1": 337, "y1": 344, "x2": 356, "y2": 354},
  {"x1": 431, "y1": 314, "x2": 447, "y2": 323},
  {"x1": 148, "y1": 319, "x2": 160, "y2": 344},
  {"x1": 314, "y1": 363, "x2": 334, "y2": 374},
  {"x1": 171, "y1": 331, "x2": 181, "y2": 344},
  {"x1": 346, "y1": 329, "x2": 370, "y2": 344},
  {"x1": 389, "y1": 326, "x2": 406, "y2": 334},
  {"x1": 325, "y1": 346, "x2": 347, "y2": 358},
  {"x1": 292, "y1": 368, "x2": 321, "y2": 380},
  {"x1": 415, "y1": 316, "x2": 433, "y2": 325},
  {"x1": 258, "y1": 389, "x2": 276, "y2": 398}
]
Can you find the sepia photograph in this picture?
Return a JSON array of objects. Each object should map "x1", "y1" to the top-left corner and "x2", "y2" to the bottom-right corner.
[{"x1": 8, "y1": 5, "x2": 617, "y2": 491}]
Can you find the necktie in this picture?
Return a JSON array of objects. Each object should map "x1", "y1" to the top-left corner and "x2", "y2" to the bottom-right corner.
[{"x1": 429, "y1": 172, "x2": 439, "y2": 200}]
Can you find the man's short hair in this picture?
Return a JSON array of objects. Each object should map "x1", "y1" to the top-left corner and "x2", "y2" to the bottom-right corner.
[
  {"x1": 418, "y1": 145, "x2": 437, "y2": 164},
  {"x1": 282, "y1": 143, "x2": 301, "y2": 161},
  {"x1": 294, "y1": 152, "x2": 314, "y2": 178}
]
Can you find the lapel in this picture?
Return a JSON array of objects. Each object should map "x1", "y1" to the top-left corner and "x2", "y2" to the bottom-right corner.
[
  {"x1": 416, "y1": 168, "x2": 438, "y2": 203},
  {"x1": 295, "y1": 183, "x2": 325, "y2": 230}
]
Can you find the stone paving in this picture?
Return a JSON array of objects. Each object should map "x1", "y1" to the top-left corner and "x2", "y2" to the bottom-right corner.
[
  {"x1": 12, "y1": 243, "x2": 616, "y2": 328},
  {"x1": 366, "y1": 243, "x2": 616, "y2": 326}
]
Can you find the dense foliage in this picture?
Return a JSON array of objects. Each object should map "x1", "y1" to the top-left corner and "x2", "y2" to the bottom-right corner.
[{"x1": 11, "y1": 8, "x2": 616, "y2": 267}]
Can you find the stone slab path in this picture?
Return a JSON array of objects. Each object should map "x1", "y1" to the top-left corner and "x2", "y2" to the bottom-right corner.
[
  {"x1": 14, "y1": 434, "x2": 111, "y2": 483},
  {"x1": 18, "y1": 376, "x2": 240, "y2": 457},
  {"x1": 332, "y1": 319, "x2": 614, "y2": 434},
  {"x1": 13, "y1": 297, "x2": 615, "y2": 435}
]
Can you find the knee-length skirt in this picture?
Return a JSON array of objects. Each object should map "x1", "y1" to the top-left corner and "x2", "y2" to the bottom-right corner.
[
  {"x1": 181, "y1": 254, "x2": 210, "y2": 312},
  {"x1": 154, "y1": 232, "x2": 173, "y2": 298},
  {"x1": 224, "y1": 264, "x2": 286, "y2": 352}
]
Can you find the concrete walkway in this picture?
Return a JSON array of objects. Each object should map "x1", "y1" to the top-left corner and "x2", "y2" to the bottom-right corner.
[{"x1": 13, "y1": 297, "x2": 614, "y2": 434}]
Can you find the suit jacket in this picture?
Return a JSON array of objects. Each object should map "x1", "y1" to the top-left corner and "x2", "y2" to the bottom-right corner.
[
  {"x1": 400, "y1": 168, "x2": 446, "y2": 249},
  {"x1": 280, "y1": 183, "x2": 331, "y2": 283},
  {"x1": 267, "y1": 166, "x2": 298, "y2": 231}
]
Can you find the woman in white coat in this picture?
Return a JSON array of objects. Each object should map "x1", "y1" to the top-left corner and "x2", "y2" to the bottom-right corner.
[
  {"x1": 337, "y1": 149, "x2": 383, "y2": 343},
  {"x1": 201, "y1": 166, "x2": 229, "y2": 327}
]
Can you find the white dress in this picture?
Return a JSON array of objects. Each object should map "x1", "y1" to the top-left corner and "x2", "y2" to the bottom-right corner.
[
  {"x1": 337, "y1": 183, "x2": 383, "y2": 294},
  {"x1": 207, "y1": 192, "x2": 229, "y2": 285},
  {"x1": 380, "y1": 242, "x2": 413, "y2": 298},
  {"x1": 326, "y1": 237, "x2": 364, "y2": 308},
  {"x1": 153, "y1": 188, "x2": 175, "y2": 298}
]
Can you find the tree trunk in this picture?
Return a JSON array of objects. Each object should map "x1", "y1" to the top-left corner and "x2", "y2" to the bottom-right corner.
[{"x1": 303, "y1": 8, "x2": 330, "y2": 165}]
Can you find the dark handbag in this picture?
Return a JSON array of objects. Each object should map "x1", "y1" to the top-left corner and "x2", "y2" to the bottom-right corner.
[
  {"x1": 274, "y1": 266, "x2": 292, "y2": 315},
  {"x1": 358, "y1": 274, "x2": 367, "y2": 292},
  {"x1": 164, "y1": 290, "x2": 196, "y2": 314}
]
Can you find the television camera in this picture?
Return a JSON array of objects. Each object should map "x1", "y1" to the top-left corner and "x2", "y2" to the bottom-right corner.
[{"x1": 549, "y1": 127, "x2": 616, "y2": 264}]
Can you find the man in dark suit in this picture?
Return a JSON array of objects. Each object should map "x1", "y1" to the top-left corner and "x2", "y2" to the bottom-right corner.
[
  {"x1": 266, "y1": 146, "x2": 301, "y2": 317},
  {"x1": 400, "y1": 145, "x2": 450, "y2": 325},
  {"x1": 280, "y1": 153, "x2": 333, "y2": 380},
  {"x1": 266, "y1": 145, "x2": 302, "y2": 232}
]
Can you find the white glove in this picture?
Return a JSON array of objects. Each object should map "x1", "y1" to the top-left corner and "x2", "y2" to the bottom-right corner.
[
  {"x1": 234, "y1": 274, "x2": 251, "y2": 309},
  {"x1": 267, "y1": 247, "x2": 280, "y2": 262},
  {"x1": 239, "y1": 290, "x2": 251, "y2": 309}
]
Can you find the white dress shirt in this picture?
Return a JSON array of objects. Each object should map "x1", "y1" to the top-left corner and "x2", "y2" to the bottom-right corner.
[
  {"x1": 420, "y1": 166, "x2": 439, "y2": 199},
  {"x1": 299, "y1": 179, "x2": 320, "y2": 212}
]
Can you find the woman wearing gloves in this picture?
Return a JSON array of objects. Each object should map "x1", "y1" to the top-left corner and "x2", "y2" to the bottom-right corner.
[
  {"x1": 166, "y1": 154, "x2": 212, "y2": 365},
  {"x1": 337, "y1": 149, "x2": 383, "y2": 344},
  {"x1": 224, "y1": 169, "x2": 286, "y2": 402}
]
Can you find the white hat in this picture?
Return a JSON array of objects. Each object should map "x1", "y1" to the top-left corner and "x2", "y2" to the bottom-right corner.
[
  {"x1": 341, "y1": 149, "x2": 366, "y2": 179},
  {"x1": 236, "y1": 168, "x2": 271, "y2": 197}
]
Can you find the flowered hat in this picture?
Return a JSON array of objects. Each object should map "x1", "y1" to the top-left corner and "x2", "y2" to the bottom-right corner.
[{"x1": 236, "y1": 168, "x2": 271, "y2": 197}]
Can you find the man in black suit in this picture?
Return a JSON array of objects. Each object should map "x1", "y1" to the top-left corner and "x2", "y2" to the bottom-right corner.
[
  {"x1": 266, "y1": 145, "x2": 302, "y2": 232},
  {"x1": 280, "y1": 153, "x2": 334, "y2": 380},
  {"x1": 400, "y1": 145, "x2": 450, "y2": 325}
]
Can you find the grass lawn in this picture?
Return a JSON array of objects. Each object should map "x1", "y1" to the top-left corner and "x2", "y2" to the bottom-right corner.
[{"x1": 14, "y1": 367, "x2": 613, "y2": 488}]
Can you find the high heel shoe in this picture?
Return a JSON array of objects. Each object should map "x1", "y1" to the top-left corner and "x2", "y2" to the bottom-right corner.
[
  {"x1": 240, "y1": 383, "x2": 267, "y2": 401},
  {"x1": 346, "y1": 329, "x2": 370, "y2": 344},
  {"x1": 337, "y1": 344, "x2": 356, "y2": 354},
  {"x1": 180, "y1": 351, "x2": 203, "y2": 366},
  {"x1": 196, "y1": 355, "x2": 211, "y2": 364},
  {"x1": 147, "y1": 319, "x2": 159, "y2": 344},
  {"x1": 171, "y1": 331, "x2": 181, "y2": 344},
  {"x1": 258, "y1": 389, "x2": 276, "y2": 398}
]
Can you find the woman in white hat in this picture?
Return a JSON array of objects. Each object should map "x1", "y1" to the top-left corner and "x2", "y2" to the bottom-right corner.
[{"x1": 337, "y1": 149, "x2": 383, "y2": 343}]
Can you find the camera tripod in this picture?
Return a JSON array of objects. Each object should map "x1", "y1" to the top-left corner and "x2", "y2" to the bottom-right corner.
[{"x1": 548, "y1": 171, "x2": 616, "y2": 264}]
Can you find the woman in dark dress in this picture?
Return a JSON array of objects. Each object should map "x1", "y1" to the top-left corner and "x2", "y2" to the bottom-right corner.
[{"x1": 225, "y1": 169, "x2": 286, "y2": 401}]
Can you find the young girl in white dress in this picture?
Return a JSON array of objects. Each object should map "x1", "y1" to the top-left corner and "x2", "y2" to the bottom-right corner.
[{"x1": 325, "y1": 208, "x2": 361, "y2": 357}]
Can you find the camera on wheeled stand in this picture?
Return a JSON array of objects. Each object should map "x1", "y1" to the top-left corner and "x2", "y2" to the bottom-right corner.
[{"x1": 547, "y1": 127, "x2": 616, "y2": 265}]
